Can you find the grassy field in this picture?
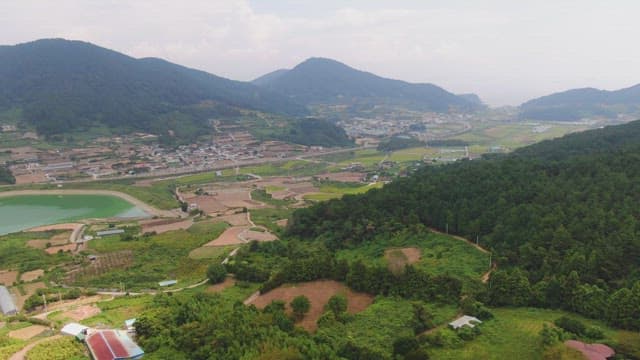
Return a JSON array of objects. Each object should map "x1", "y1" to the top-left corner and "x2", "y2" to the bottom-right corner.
[
  {"x1": 450, "y1": 122, "x2": 593, "y2": 153},
  {"x1": 0, "y1": 231, "x2": 71, "y2": 273},
  {"x1": 82, "y1": 295, "x2": 152, "y2": 328},
  {"x1": 81, "y1": 221, "x2": 229, "y2": 289},
  {"x1": 428, "y1": 307, "x2": 638, "y2": 360},
  {"x1": 25, "y1": 336, "x2": 86, "y2": 360},
  {"x1": 249, "y1": 208, "x2": 293, "y2": 233},
  {"x1": 336, "y1": 230, "x2": 490, "y2": 286},
  {"x1": 316, "y1": 297, "x2": 458, "y2": 356},
  {"x1": 304, "y1": 181, "x2": 384, "y2": 201}
]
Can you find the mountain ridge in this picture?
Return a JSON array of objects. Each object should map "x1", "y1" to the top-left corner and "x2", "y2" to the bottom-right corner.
[{"x1": 253, "y1": 57, "x2": 481, "y2": 112}]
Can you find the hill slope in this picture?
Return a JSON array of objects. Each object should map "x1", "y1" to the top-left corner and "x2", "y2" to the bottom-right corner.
[
  {"x1": 520, "y1": 84, "x2": 640, "y2": 121},
  {"x1": 288, "y1": 120, "x2": 640, "y2": 329},
  {"x1": 253, "y1": 57, "x2": 480, "y2": 112},
  {"x1": 0, "y1": 39, "x2": 307, "y2": 138}
]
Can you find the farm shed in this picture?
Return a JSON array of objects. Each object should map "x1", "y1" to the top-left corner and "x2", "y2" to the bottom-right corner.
[
  {"x1": 61, "y1": 322, "x2": 88, "y2": 337},
  {"x1": 86, "y1": 329, "x2": 144, "y2": 360},
  {"x1": 449, "y1": 315, "x2": 482, "y2": 330},
  {"x1": 0, "y1": 286, "x2": 17, "y2": 315},
  {"x1": 96, "y1": 229, "x2": 125, "y2": 236},
  {"x1": 158, "y1": 280, "x2": 177, "y2": 287}
]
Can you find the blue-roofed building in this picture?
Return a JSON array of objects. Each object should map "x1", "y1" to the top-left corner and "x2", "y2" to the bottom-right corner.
[{"x1": 0, "y1": 286, "x2": 17, "y2": 315}]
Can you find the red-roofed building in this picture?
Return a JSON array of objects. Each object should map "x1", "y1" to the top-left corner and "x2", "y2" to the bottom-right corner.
[{"x1": 86, "y1": 330, "x2": 144, "y2": 360}]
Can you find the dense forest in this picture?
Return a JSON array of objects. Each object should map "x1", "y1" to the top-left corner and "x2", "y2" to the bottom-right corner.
[
  {"x1": 272, "y1": 118, "x2": 353, "y2": 147},
  {"x1": 0, "y1": 166, "x2": 14, "y2": 184},
  {"x1": 287, "y1": 120, "x2": 640, "y2": 329}
]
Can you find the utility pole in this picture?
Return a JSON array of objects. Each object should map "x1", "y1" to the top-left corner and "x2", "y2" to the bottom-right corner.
[
  {"x1": 489, "y1": 253, "x2": 492, "y2": 268},
  {"x1": 42, "y1": 294, "x2": 47, "y2": 311},
  {"x1": 446, "y1": 223, "x2": 448, "y2": 234},
  {"x1": 476, "y1": 235, "x2": 479, "y2": 246}
]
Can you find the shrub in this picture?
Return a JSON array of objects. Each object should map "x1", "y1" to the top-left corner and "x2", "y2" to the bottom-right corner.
[
  {"x1": 206, "y1": 263, "x2": 227, "y2": 284},
  {"x1": 290, "y1": 295, "x2": 311, "y2": 320},
  {"x1": 554, "y1": 316, "x2": 586, "y2": 336},
  {"x1": 325, "y1": 295, "x2": 347, "y2": 316}
]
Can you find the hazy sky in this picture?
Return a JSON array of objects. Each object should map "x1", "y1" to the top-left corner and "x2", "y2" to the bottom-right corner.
[{"x1": 2, "y1": 0, "x2": 639, "y2": 106}]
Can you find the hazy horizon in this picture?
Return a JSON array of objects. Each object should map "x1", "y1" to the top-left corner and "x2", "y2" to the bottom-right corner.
[{"x1": 2, "y1": 0, "x2": 640, "y2": 106}]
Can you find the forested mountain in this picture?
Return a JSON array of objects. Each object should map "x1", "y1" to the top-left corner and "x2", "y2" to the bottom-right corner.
[
  {"x1": 0, "y1": 39, "x2": 307, "y2": 138},
  {"x1": 520, "y1": 84, "x2": 640, "y2": 121},
  {"x1": 253, "y1": 58, "x2": 481, "y2": 112},
  {"x1": 287, "y1": 120, "x2": 640, "y2": 329}
]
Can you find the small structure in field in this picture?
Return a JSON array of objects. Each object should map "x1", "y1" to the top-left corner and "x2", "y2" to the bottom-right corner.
[
  {"x1": 61, "y1": 322, "x2": 88, "y2": 337},
  {"x1": 96, "y1": 229, "x2": 125, "y2": 237},
  {"x1": 449, "y1": 315, "x2": 481, "y2": 330},
  {"x1": 158, "y1": 279, "x2": 177, "y2": 287},
  {"x1": 124, "y1": 318, "x2": 136, "y2": 332},
  {"x1": 86, "y1": 329, "x2": 144, "y2": 360},
  {"x1": 0, "y1": 286, "x2": 17, "y2": 315}
]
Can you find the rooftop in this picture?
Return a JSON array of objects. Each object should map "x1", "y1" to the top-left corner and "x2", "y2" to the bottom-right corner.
[
  {"x1": 86, "y1": 329, "x2": 144, "y2": 360},
  {"x1": 449, "y1": 315, "x2": 482, "y2": 330},
  {"x1": 0, "y1": 286, "x2": 17, "y2": 315}
]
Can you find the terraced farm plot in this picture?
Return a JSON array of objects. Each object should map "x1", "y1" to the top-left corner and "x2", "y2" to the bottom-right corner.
[{"x1": 247, "y1": 280, "x2": 374, "y2": 332}]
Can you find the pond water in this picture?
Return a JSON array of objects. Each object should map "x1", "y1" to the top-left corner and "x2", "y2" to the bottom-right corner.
[{"x1": 0, "y1": 194, "x2": 148, "y2": 235}]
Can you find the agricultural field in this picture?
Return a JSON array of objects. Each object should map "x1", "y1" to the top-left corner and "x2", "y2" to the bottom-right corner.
[
  {"x1": 449, "y1": 121, "x2": 595, "y2": 155},
  {"x1": 246, "y1": 280, "x2": 374, "y2": 331},
  {"x1": 427, "y1": 307, "x2": 640, "y2": 360},
  {"x1": 77, "y1": 221, "x2": 229, "y2": 290},
  {"x1": 25, "y1": 336, "x2": 87, "y2": 360},
  {"x1": 304, "y1": 181, "x2": 384, "y2": 201}
]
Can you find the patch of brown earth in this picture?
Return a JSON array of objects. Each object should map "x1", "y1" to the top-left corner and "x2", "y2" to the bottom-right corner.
[
  {"x1": 241, "y1": 229, "x2": 277, "y2": 242},
  {"x1": 26, "y1": 223, "x2": 83, "y2": 232},
  {"x1": 0, "y1": 270, "x2": 19, "y2": 286},
  {"x1": 203, "y1": 227, "x2": 247, "y2": 246},
  {"x1": 60, "y1": 304, "x2": 101, "y2": 321},
  {"x1": 565, "y1": 340, "x2": 615, "y2": 360},
  {"x1": 44, "y1": 244, "x2": 76, "y2": 254},
  {"x1": 20, "y1": 269, "x2": 44, "y2": 282},
  {"x1": 276, "y1": 219, "x2": 288, "y2": 227},
  {"x1": 184, "y1": 195, "x2": 227, "y2": 214},
  {"x1": 206, "y1": 277, "x2": 236, "y2": 293},
  {"x1": 218, "y1": 213, "x2": 250, "y2": 226},
  {"x1": 247, "y1": 280, "x2": 374, "y2": 332},
  {"x1": 315, "y1": 172, "x2": 364, "y2": 182},
  {"x1": 216, "y1": 189, "x2": 252, "y2": 208},
  {"x1": 385, "y1": 247, "x2": 421, "y2": 275},
  {"x1": 141, "y1": 218, "x2": 193, "y2": 234},
  {"x1": 8, "y1": 325, "x2": 48, "y2": 340}
]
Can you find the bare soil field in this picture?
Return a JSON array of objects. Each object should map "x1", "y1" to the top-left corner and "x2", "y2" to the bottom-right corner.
[
  {"x1": 0, "y1": 270, "x2": 19, "y2": 286},
  {"x1": 184, "y1": 195, "x2": 227, "y2": 214},
  {"x1": 215, "y1": 189, "x2": 254, "y2": 208},
  {"x1": 247, "y1": 280, "x2": 374, "y2": 332},
  {"x1": 26, "y1": 223, "x2": 83, "y2": 232},
  {"x1": 20, "y1": 269, "x2": 44, "y2": 282},
  {"x1": 8, "y1": 325, "x2": 48, "y2": 340},
  {"x1": 217, "y1": 213, "x2": 250, "y2": 226},
  {"x1": 275, "y1": 219, "x2": 288, "y2": 228},
  {"x1": 315, "y1": 172, "x2": 364, "y2": 182},
  {"x1": 385, "y1": 247, "x2": 421, "y2": 275},
  {"x1": 26, "y1": 233, "x2": 70, "y2": 249},
  {"x1": 44, "y1": 244, "x2": 76, "y2": 254},
  {"x1": 565, "y1": 340, "x2": 615, "y2": 360},
  {"x1": 14, "y1": 172, "x2": 48, "y2": 185},
  {"x1": 141, "y1": 218, "x2": 193, "y2": 234},
  {"x1": 241, "y1": 229, "x2": 277, "y2": 242},
  {"x1": 61, "y1": 304, "x2": 102, "y2": 321},
  {"x1": 206, "y1": 277, "x2": 236, "y2": 293},
  {"x1": 203, "y1": 227, "x2": 246, "y2": 246}
]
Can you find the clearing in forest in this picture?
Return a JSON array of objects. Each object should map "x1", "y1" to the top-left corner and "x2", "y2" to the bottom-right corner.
[
  {"x1": 247, "y1": 280, "x2": 374, "y2": 332},
  {"x1": 384, "y1": 247, "x2": 421, "y2": 275}
]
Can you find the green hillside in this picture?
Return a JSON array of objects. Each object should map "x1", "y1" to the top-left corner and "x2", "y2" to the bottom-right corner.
[
  {"x1": 0, "y1": 39, "x2": 307, "y2": 140},
  {"x1": 287, "y1": 119, "x2": 640, "y2": 330}
]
